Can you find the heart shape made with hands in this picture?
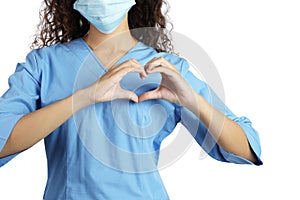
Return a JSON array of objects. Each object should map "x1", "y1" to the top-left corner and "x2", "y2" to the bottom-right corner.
[{"x1": 119, "y1": 71, "x2": 162, "y2": 98}]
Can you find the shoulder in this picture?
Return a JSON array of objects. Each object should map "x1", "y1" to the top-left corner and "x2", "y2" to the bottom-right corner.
[
  {"x1": 29, "y1": 38, "x2": 84, "y2": 60},
  {"x1": 25, "y1": 38, "x2": 86, "y2": 69},
  {"x1": 21, "y1": 39, "x2": 85, "y2": 80}
]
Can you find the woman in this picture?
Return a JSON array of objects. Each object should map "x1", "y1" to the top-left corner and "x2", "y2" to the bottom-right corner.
[{"x1": 0, "y1": 0, "x2": 262, "y2": 199}]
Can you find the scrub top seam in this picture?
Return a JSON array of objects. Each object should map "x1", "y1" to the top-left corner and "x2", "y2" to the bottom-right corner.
[{"x1": 79, "y1": 38, "x2": 107, "y2": 72}]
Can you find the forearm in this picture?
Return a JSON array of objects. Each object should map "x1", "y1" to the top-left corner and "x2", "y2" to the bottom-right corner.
[
  {"x1": 0, "y1": 90, "x2": 90, "y2": 158},
  {"x1": 186, "y1": 93, "x2": 257, "y2": 163}
]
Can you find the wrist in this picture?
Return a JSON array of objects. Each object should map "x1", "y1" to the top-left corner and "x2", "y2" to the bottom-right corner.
[
  {"x1": 182, "y1": 91, "x2": 201, "y2": 115},
  {"x1": 72, "y1": 89, "x2": 94, "y2": 113},
  {"x1": 182, "y1": 92, "x2": 211, "y2": 120}
]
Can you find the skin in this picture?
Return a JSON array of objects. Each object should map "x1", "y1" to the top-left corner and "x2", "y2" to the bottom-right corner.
[{"x1": 0, "y1": 14, "x2": 257, "y2": 164}]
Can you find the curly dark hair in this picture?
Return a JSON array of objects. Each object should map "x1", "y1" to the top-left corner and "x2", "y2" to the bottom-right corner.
[{"x1": 31, "y1": 0, "x2": 173, "y2": 53}]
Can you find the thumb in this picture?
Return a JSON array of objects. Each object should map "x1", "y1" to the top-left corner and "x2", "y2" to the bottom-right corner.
[{"x1": 138, "y1": 88, "x2": 162, "y2": 102}]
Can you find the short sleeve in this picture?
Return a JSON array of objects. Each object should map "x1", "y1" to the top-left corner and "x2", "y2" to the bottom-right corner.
[
  {"x1": 177, "y1": 59, "x2": 263, "y2": 165},
  {"x1": 0, "y1": 50, "x2": 41, "y2": 167}
]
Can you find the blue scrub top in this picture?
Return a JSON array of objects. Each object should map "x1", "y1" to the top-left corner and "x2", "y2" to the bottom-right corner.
[{"x1": 0, "y1": 38, "x2": 262, "y2": 199}]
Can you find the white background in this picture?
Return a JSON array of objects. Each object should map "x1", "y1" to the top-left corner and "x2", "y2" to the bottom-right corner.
[{"x1": 0, "y1": 0, "x2": 299, "y2": 199}]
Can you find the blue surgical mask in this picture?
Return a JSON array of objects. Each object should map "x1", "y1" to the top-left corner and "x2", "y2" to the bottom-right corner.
[{"x1": 74, "y1": 0, "x2": 136, "y2": 34}]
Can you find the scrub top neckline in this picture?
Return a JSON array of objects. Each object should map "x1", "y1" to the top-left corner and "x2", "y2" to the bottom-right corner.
[{"x1": 79, "y1": 38, "x2": 142, "y2": 72}]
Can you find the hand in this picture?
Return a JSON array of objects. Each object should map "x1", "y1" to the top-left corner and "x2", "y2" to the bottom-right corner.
[
  {"x1": 82, "y1": 59, "x2": 147, "y2": 105},
  {"x1": 139, "y1": 57, "x2": 198, "y2": 110}
]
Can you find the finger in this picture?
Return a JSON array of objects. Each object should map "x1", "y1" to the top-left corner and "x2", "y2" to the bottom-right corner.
[
  {"x1": 138, "y1": 88, "x2": 162, "y2": 102},
  {"x1": 108, "y1": 59, "x2": 139, "y2": 72},
  {"x1": 144, "y1": 57, "x2": 160, "y2": 70},
  {"x1": 131, "y1": 59, "x2": 147, "y2": 78},
  {"x1": 117, "y1": 65, "x2": 147, "y2": 79},
  {"x1": 145, "y1": 56, "x2": 159, "y2": 65},
  {"x1": 111, "y1": 59, "x2": 142, "y2": 71},
  {"x1": 110, "y1": 58, "x2": 140, "y2": 68},
  {"x1": 131, "y1": 58, "x2": 142, "y2": 65},
  {"x1": 145, "y1": 65, "x2": 178, "y2": 77},
  {"x1": 109, "y1": 64, "x2": 146, "y2": 82},
  {"x1": 114, "y1": 59, "x2": 147, "y2": 78},
  {"x1": 117, "y1": 88, "x2": 139, "y2": 103},
  {"x1": 144, "y1": 57, "x2": 161, "y2": 72},
  {"x1": 145, "y1": 57, "x2": 178, "y2": 73}
]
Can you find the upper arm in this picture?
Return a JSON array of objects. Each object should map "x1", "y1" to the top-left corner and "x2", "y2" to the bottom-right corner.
[{"x1": 0, "y1": 51, "x2": 42, "y2": 166}]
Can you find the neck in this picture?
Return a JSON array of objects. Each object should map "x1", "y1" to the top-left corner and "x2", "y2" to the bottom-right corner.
[{"x1": 84, "y1": 14, "x2": 137, "y2": 51}]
